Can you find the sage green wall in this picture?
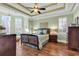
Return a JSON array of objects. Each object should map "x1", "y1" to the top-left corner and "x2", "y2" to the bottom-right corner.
[
  {"x1": 0, "y1": 4, "x2": 30, "y2": 34},
  {"x1": 33, "y1": 14, "x2": 73, "y2": 30},
  {"x1": 29, "y1": 20, "x2": 34, "y2": 33},
  {"x1": 33, "y1": 14, "x2": 73, "y2": 43},
  {"x1": 10, "y1": 16, "x2": 29, "y2": 34},
  {"x1": 22, "y1": 16, "x2": 29, "y2": 34},
  {"x1": 0, "y1": 13, "x2": 30, "y2": 34},
  {"x1": 67, "y1": 14, "x2": 74, "y2": 25},
  {"x1": 73, "y1": 6, "x2": 79, "y2": 22},
  {"x1": 33, "y1": 17, "x2": 58, "y2": 30},
  {"x1": 0, "y1": 16, "x2": 2, "y2": 25},
  {"x1": 10, "y1": 16, "x2": 15, "y2": 34}
]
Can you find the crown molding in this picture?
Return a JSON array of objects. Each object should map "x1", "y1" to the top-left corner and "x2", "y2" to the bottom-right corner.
[
  {"x1": 31, "y1": 3, "x2": 78, "y2": 20},
  {"x1": 4, "y1": 3, "x2": 31, "y2": 16},
  {"x1": 18, "y1": 3, "x2": 57, "y2": 16}
]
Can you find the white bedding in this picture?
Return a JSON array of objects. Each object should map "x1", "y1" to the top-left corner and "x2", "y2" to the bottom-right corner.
[{"x1": 37, "y1": 34, "x2": 49, "y2": 49}]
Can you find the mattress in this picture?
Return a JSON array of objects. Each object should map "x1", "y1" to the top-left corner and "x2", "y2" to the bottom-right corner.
[{"x1": 37, "y1": 34, "x2": 49, "y2": 49}]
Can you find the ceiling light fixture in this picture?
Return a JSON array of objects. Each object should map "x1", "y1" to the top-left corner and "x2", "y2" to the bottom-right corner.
[
  {"x1": 33, "y1": 8, "x2": 39, "y2": 13},
  {"x1": 26, "y1": 3, "x2": 46, "y2": 14}
]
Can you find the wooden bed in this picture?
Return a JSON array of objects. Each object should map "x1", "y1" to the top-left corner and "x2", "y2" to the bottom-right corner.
[{"x1": 21, "y1": 28, "x2": 50, "y2": 50}]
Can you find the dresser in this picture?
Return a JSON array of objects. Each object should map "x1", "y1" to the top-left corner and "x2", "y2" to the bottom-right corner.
[
  {"x1": 0, "y1": 34, "x2": 16, "y2": 56},
  {"x1": 68, "y1": 26, "x2": 79, "y2": 51}
]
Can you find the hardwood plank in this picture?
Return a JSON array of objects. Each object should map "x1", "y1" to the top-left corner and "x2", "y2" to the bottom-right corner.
[{"x1": 16, "y1": 41, "x2": 79, "y2": 56}]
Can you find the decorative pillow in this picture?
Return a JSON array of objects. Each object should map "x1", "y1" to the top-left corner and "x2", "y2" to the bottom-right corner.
[
  {"x1": 43, "y1": 30, "x2": 47, "y2": 34},
  {"x1": 37, "y1": 30, "x2": 42, "y2": 34}
]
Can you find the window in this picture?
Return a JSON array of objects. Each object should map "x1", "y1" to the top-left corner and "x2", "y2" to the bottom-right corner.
[
  {"x1": 2, "y1": 16, "x2": 11, "y2": 34},
  {"x1": 15, "y1": 17, "x2": 22, "y2": 35},
  {"x1": 59, "y1": 17, "x2": 67, "y2": 33}
]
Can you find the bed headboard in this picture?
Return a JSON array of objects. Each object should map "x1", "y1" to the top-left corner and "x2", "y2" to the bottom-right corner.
[{"x1": 37, "y1": 28, "x2": 50, "y2": 35}]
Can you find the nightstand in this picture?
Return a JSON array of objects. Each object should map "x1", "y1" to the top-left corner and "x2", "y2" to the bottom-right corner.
[{"x1": 49, "y1": 35, "x2": 57, "y2": 42}]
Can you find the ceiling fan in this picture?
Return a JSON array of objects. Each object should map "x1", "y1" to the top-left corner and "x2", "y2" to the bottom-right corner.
[{"x1": 26, "y1": 3, "x2": 46, "y2": 14}]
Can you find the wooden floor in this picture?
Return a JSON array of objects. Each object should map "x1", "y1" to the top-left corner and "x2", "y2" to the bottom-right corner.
[{"x1": 16, "y1": 41, "x2": 79, "y2": 56}]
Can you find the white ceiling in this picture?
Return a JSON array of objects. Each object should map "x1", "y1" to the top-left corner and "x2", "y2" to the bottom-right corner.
[
  {"x1": 21, "y1": 3, "x2": 50, "y2": 7},
  {"x1": 20, "y1": 3, "x2": 65, "y2": 15},
  {"x1": 0, "y1": 3, "x2": 79, "y2": 20}
]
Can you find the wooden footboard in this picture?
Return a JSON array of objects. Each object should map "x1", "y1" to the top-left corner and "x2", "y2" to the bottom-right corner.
[{"x1": 21, "y1": 34, "x2": 39, "y2": 50}]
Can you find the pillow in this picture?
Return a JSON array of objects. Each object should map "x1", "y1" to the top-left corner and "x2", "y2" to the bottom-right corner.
[
  {"x1": 37, "y1": 30, "x2": 42, "y2": 34},
  {"x1": 43, "y1": 30, "x2": 47, "y2": 34}
]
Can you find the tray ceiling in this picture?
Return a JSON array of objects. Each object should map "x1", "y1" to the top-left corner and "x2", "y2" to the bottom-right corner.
[{"x1": 2, "y1": 3, "x2": 77, "y2": 19}]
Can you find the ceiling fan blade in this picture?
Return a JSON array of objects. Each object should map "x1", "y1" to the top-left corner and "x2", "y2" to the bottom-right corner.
[
  {"x1": 35, "y1": 3, "x2": 38, "y2": 5},
  {"x1": 38, "y1": 11, "x2": 41, "y2": 14},
  {"x1": 31, "y1": 10, "x2": 34, "y2": 13},
  {"x1": 25, "y1": 7, "x2": 33, "y2": 9},
  {"x1": 39, "y1": 8, "x2": 46, "y2": 10}
]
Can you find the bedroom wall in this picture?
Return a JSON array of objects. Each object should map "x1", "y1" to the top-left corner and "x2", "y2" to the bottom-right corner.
[
  {"x1": 0, "y1": 4, "x2": 30, "y2": 34},
  {"x1": 0, "y1": 16, "x2": 2, "y2": 25},
  {"x1": 33, "y1": 14, "x2": 73, "y2": 43},
  {"x1": 33, "y1": 17, "x2": 58, "y2": 30},
  {"x1": 73, "y1": 5, "x2": 79, "y2": 23},
  {"x1": 33, "y1": 14, "x2": 73, "y2": 30}
]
